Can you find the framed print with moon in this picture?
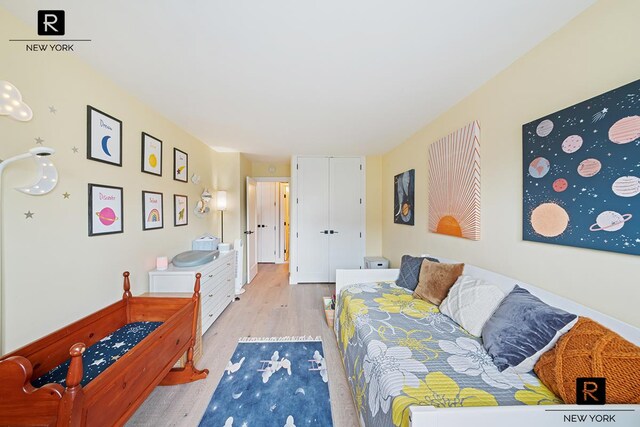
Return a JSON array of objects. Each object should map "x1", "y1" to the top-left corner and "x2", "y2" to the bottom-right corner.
[
  {"x1": 523, "y1": 78, "x2": 639, "y2": 256},
  {"x1": 141, "y1": 132, "x2": 162, "y2": 176},
  {"x1": 394, "y1": 169, "x2": 415, "y2": 225},
  {"x1": 87, "y1": 106, "x2": 122, "y2": 166},
  {"x1": 88, "y1": 184, "x2": 123, "y2": 236},
  {"x1": 142, "y1": 191, "x2": 164, "y2": 230},
  {"x1": 174, "y1": 194, "x2": 188, "y2": 226},
  {"x1": 173, "y1": 148, "x2": 188, "y2": 182}
]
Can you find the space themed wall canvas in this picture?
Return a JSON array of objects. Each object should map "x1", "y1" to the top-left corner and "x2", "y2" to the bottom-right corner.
[
  {"x1": 394, "y1": 169, "x2": 415, "y2": 225},
  {"x1": 428, "y1": 121, "x2": 481, "y2": 240},
  {"x1": 523, "y1": 79, "x2": 640, "y2": 256}
]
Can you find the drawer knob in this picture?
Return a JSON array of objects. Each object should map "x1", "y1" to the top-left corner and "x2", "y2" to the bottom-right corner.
[
  {"x1": 227, "y1": 263, "x2": 231, "y2": 266},
  {"x1": 208, "y1": 294, "x2": 213, "y2": 297},
  {"x1": 209, "y1": 314, "x2": 213, "y2": 317},
  {"x1": 208, "y1": 274, "x2": 213, "y2": 278}
]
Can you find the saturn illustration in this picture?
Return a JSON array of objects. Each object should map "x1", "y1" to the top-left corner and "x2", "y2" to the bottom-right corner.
[
  {"x1": 589, "y1": 211, "x2": 632, "y2": 232},
  {"x1": 96, "y1": 207, "x2": 118, "y2": 226}
]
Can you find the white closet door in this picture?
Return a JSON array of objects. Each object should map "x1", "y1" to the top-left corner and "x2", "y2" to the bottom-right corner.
[
  {"x1": 296, "y1": 157, "x2": 330, "y2": 282},
  {"x1": 257, "y1": 182, "x2": 277, "y2": 263},
  {"x1": 328, "y1": 157, "x2": 363, "y2": 281}
]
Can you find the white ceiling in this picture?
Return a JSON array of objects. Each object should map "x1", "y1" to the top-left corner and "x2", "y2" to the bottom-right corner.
[{"x1": 2, "y1": 1, "x2": 595, "y2": 157}]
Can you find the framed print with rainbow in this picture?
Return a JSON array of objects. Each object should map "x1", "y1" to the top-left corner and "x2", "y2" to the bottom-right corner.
[
  {"x1": 141, "y1": 132, "x2": 162, "y2": 176},
  {"x1": 88, "y1": 184, "x2": 123, "y2": 236},
  {"x1": 87, "y1": 106, "x2": 122, "y2": 166},
  {"x1": 523, "y1": 79, "x2": 639, "y2": 256},
  {"x1": 173, "y1": 148, "x2": 188, "y2": 182},
  {"x1": 174, "y1": 194, "x2": 188, "y2": 226},
  {"x1": 142, "y1": 190, "x2": 164, "y2": 231}
]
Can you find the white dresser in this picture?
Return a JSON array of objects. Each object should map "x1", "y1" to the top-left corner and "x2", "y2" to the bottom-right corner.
[{"x1": 149, "y1": 250, "x2": 236, "y2": 334}]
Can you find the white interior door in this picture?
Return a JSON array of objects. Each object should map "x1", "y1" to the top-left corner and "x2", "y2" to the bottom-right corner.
[
  {"x1": 296, "y1": 157, "x2": 330, "y2": 282},
  {"x1": 329, "y1": 157, "x2": 364, "y2": 281},
  {"x1": 246, "y1": 177, "x2": 258, "y2": 283},
  {"x1": 257, "y1": 182, "x2": 277, "y2": 263}
]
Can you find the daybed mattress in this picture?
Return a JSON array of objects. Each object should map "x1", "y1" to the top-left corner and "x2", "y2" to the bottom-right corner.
[{"x1": 335, "y1": 282, "x2": 560, "y2": 427}]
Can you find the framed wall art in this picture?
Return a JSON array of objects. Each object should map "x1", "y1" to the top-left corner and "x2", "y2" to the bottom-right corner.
[
  {"x1": 141, "y1": 132, "x2": 162, "y2": 176},
  {"x1": 174, "y1": 194, "x2": 188, "y2": 226},
  {"x1": 394, "y1": 169, "x2": 415, "y2": 225},
  {"x1": 88, "y1": 184, "x2": 123, "y2": 236},
  {"x1": 523, "y1": 79, "x2": 639, "y2": 256},
  {"x1": 142, "y1": 190, "x2": 164, "y2": 230},
  {"x1": 428, "y1": 120, "x2": 481, "y2": 240},
  {"x1": 173, "y1": 148, "x2": 188, "y2": 182},
  {"x1": 87, "y1": 106, "x2": 122, "y2": 166}
]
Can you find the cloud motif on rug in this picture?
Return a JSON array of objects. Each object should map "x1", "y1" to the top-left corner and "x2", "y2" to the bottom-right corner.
[
  {"x1": 284, "y1": 415, "x2": 296, "y2": 427},
  {"x1": 311, "y1": 350, "x2": 328, "y2": 383},
  {"x1": 224, "y1": 416, "x2": 234, "y2": 426},
  {"x1": 226, "y1": 357, "x2": 245, "y2": 375},
  {"x1": 261, "y1": 351, "x2": 292, "y2": 383}
]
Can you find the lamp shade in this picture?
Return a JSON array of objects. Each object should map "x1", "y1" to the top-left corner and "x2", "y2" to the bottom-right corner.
[{"x1": 216, "y1": 190, "x2": 227, "y2": 211}]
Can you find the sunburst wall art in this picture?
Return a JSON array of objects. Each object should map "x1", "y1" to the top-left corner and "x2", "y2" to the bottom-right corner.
[
  {"x1": 523, "y1": 79, "x2": 640, "y2": 256},
  {"x1": 394, "y1": 169, "x2": 415, "y2": 225},
  {"x1": 428, "y1": 121, "x2": 481, "y2": 240}
]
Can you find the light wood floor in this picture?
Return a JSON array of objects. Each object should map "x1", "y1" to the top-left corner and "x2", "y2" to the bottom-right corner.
[{"x1": 128, "y1": 264, "x2": 359, "y2": 426}]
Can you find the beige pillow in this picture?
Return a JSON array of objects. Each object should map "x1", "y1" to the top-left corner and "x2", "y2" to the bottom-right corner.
[{"x1": 413, "y1": 259, "x2": 464, "y2": 305}]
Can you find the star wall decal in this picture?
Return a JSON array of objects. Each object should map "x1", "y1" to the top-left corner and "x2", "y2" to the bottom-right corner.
[
  {"x1": 63, "y1": 192, "x2": 70, "y2": 199},
  {"x1": 34, "y1": 137, "x2": 44, "y2": 145},
  {"x1": 71, "y1": 146, "x2": 79, "y2": 153},
  {"x1": 49, "y1": 106, "x2": 57, "y2": 114},
  {"x1": 24, "y1": 211, "x2": 34, "y2": 219}
]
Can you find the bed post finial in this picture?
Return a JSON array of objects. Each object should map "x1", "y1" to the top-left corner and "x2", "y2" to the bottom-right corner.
[
  {"x1": 122, "y1": 271, "x2": 132, "y2": 299},
  {"x1": 66, "y1": 343, "x2": 86, "y2": 389},
  {"x1": 194, "y1": 273, "x2": 201, "y2": 297}
]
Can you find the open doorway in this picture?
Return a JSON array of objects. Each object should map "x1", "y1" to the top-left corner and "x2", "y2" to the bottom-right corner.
[{"x1": 246, "y1": 177, "x2": 290, "y2": 284}]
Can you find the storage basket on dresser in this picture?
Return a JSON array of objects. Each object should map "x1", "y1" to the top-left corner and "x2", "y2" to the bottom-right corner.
[{"x1": 149, "y1": 250, "x2": 236, "y2": 334}]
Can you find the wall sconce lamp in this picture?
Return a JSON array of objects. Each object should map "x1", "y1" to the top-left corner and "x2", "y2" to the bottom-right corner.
[
  {"x1": 0, "y1": 80, "x2": 33, "y2": 122},
  {"x1": 194, "y1": 189, "x2": 212, "y2": 218},
  {"x1": 216, "y1": 190, "x2": 227, "y2": 242}
]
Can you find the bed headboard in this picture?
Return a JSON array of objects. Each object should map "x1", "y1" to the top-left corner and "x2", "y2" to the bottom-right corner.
[{"x1": 335, "y1": 254, "x2": 640, "y2": 346}]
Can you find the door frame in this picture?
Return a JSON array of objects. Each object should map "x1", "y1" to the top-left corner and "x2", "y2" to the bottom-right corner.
[{"x1": 289, "y1": 156, "x2": 366, "y2": 284}]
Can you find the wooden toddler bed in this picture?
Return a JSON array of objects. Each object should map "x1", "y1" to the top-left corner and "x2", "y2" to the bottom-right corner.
[{"x1": 0, "y1": 272, "x2": 209, "y2": 426}]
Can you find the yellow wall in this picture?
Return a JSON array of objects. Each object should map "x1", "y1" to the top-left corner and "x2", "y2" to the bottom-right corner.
[
  {"x1": 366, "y1": 155, "x2": 383, "y2": 256},
  {"x1": 0, "y1": 8, "x2": 224, "y2": 351},
  {"x1": 381, "y1": 0, "x2": 640, "y2": 327},
  {"x1": 251, "y1": 160, "x2": 291, "y2": 177}
]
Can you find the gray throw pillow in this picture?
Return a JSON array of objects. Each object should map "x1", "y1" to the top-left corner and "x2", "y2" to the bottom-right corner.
[
  {"x1": 481, "y1": 285, "x2": 577, "y2": 373},
  {"x1": 396, "y1": 255, "x2": 439, "y2": 291}
]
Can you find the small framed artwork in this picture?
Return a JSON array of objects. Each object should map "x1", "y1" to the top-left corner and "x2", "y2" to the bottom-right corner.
[
  {"x1": 394, "y1": 169, "x2": 415, "y2": 225},
  {"x1": 142, "y1": 191, "x2": 164, "y2": 230},
  {"x1": 88, "y1": 184, "x2": 123, "y2": 236},
  {"x1": 141, "y1": 132, "x2": 162, "y2": 176},
  {"x1": 174, "y1": 194, "x2": 188, "y2": 226},
  {"x1": 173, "y1": 148, "x2": 188, "y2": 182},
  {"x1": 87, "y1": 106, "x2": 122, "y2": 166}
]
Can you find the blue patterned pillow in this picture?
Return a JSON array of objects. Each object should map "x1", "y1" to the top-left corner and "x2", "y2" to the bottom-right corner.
[
  {"x1": 396, "y1": 255, "x2": 439, "y2": 291},
  {"x1": 481, "y1": 285, "x2": 577, "y2": 373}
]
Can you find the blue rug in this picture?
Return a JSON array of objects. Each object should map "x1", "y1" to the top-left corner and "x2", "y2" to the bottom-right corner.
[{"x1": 199, "y1": 337, "x2": 333, "y2": 427}]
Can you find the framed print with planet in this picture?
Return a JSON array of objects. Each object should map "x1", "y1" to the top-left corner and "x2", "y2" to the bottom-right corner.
[
  {"x1": 87, "y1": 106, "x2": 122, "y2": 166},
  {"x1": 428, "y1": 121, "x2": 481, "y2": 240},
  {"x1": 88, "y1": 184, "x2": 123, "y2": 236},
  {"x1": 174, "y1": 194, "x2": 188, "y2": 226},
  {"x1": 173, "y1": 148, "x2": 188, "y2": 182},
  {"x1": 141, "y1": 132, "x2": 162, "y2": 176},
  {"x1": 394, "y1": 169, "x2": 415, "y2": 225},
  {"x1": 142, "y1": 191, "x2": 164, "y2": 231},
  {"x1": 523, "y1": 78, "x2": 640, "y2": 256}
]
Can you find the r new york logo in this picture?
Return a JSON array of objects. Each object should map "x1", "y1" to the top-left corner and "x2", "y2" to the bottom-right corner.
[
  {"x1": 576, "y1": 377, "x2": 606, "y2": 404},
  {"x1": 37, "y1": 10, "x2": 65, "y2": 35},
  {"x1": 8, "y1": 9, "x2": 90, "y2": 52}
]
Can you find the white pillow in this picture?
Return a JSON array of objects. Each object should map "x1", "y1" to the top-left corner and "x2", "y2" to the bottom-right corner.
[{"x1": 440, "y1": 275, "x2": 507, "y2": 337}]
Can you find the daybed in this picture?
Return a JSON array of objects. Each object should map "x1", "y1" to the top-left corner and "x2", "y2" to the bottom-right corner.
[
  {"x1": 335, "y1": 256, "x2": 640, "y2": 427},
  {"x1": 0, "y1": 271, "x2": 209, "y2": 426}
]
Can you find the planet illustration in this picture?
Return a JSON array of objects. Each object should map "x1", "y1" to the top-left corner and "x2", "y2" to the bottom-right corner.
[
  {"x1": 528, "y1": 157, "x2": 550, "y2": 178},
  {"x1": 101, "y1": 135, "x2": 112, "y2": 156},
  {"x1": 148, "y1": 154, "x2": 157, "y2": 168},
  {"x1": 536, "y1": 119, "x2": 554, "y2": 137},
  {"x1": 589, "y1": 211, "x2": 632, "y2": 232},
  {"x1": 561, "y1": 135, "x2": 583, "y2": 153},
  {"x1": 552, "y1": 178, "x2": 568, "y2": 192},
  {"x1": 609, "y1": 115, "x2": 640, "y2": 144},
  {"x1": 577, "y1": 158, "x2": 601, "y2": 177},
  {"x1": 530, "y1": 203, "x2": 569, "y2": 237},
  {"x1": 96, "y1": 207, "x2": 117, "y2": 226},
  {"x1": 612, "y1": 176, "x2": 640, "y2": 197},
  {"x1": 402, "y1": 203, "x2": 410, "y2": 217}
]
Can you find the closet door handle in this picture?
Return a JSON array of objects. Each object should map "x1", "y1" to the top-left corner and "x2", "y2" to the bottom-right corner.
[
  {"x1": 320, "y1": 230, "x2": 329, "y2": 234},
  {"x1": 329, "y1": 230, "x2": 339, "y2": 234}
]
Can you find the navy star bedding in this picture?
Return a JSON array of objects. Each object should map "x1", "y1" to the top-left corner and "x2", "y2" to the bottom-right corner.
[{"x1": 32, "y1": 321, "x2": 162, "y2": 388}]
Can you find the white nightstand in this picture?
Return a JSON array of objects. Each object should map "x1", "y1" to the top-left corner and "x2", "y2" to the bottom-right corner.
[{"x1": 149, "y1": 250, "x2": 236, "y2": 334}]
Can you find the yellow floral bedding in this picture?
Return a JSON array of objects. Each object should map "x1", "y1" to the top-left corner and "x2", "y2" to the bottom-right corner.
[{"x1": 335, "y1": 282, "x2": 560, "y2": 427}]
